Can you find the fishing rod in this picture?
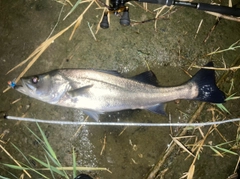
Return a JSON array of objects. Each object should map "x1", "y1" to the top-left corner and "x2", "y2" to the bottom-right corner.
[
  {"x1": 4, "y1": 115, "x2": 240, "y2": 127},
  {"x1": 99, "y1": 0, "x2": 240, "y2": 28}
]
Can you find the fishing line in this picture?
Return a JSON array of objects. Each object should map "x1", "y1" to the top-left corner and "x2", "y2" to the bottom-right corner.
[{"x1": 4, "y1": 115, "x2": 240, "y2": 127}]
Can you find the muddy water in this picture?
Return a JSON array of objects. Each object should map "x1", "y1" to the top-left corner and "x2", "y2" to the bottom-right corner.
[{"x1": 1, "y1": 0, "x2": 240, "y2": 179}]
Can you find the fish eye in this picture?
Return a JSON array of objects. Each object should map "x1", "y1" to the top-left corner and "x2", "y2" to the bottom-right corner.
[{"x1": 32, "y1": 76, "x2": 39, "y2": 84}]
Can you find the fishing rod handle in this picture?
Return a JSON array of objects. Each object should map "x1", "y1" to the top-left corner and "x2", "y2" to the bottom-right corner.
[{"x1": 197, "y1": 3, "x2": 240, "y2": 17}]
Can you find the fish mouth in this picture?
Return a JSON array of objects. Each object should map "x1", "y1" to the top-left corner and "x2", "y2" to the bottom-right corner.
[
  {"x1": 14, "y1": 84, "x2": 26, "y2": 94},
  {"x1": 14, "y1": 79, "x2": 35, "y2": 94}
]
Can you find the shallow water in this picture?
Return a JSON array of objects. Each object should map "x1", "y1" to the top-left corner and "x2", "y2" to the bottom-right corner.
[{"x1": 1, "y1": 0, "x2": 240, "y2": 179}]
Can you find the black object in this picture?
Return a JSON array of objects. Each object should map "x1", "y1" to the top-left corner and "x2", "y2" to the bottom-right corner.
[
  {"x1": 120, "y1": 7, "x2": 130, "y2": 26},
  {"x1": 100, "y1": 0, "x2": 240, "y2": 28},
  {"x1": 237, "y1": 162, "x2": 240, "y2": 179},
  {"x1": 137, "y1": 0, "x2": 240, "y2": 17},
  {"x1": 100, "y1": 12, "x2": 110, "y2": 29},
  {"x1": 74, "y1": 174, "x2": 93, "y2": 179}
]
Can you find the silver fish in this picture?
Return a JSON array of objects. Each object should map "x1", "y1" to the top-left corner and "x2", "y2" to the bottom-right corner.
[{"x1": 14, "y1": 62, "x2": 225, "y2": 120}]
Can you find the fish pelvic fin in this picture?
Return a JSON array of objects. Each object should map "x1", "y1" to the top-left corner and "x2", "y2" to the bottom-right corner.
[
  {"x1": 82, "y1": 109, "x2": 102, "y2": 121},
  {"x1": 191, "y1": 62, "x2": 225, "y2": 103}
]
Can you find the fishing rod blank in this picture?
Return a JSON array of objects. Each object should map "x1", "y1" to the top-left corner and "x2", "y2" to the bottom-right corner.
[
  {"x1": 137, "y1": 0, "x2": 240, "y2": 17},
  {"x1": 100, "y1": 0, "x2": 240, "y2": 28}
]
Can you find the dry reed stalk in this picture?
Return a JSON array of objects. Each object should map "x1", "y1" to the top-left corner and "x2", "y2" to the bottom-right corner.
[
  {"x1": 4, "y1": 0, "x2": 95, "y2": 94},
  {"x1": 143, "y1": 2, "x2": 148, "y2": 12},
  {"x1": 145, "y1": 102, "x2": 206, "y2": 179},
  {"x1": 69, "y1": 0, "x2": 95, "y2": 40},
  {"x1": 118, "y1": 126, "x2": 128, "y2": 136},
  {"x1": 182, "y1": 56, "x2": 240, "y2": 178},
  {"x1": 187, "y1": 121, "x2": 223, "y2": 178},
  {"x1": 0, "y1": 144, "x2": 32, "y2": 178},
  {"x1": 170, "y1": 135, "x2": 195, "y2": 157},
  {"x1": 66, "y1": 0, "x2": 73, "y2": 7},
  {"x1": 88, "y1": 22, "x2": 97, "y2": 41},
  {"x1": 146, "y1": 55, "x2": 240, "y2": 179},
  {"x1": 100, "y1": 133, "x2": 107, "y2": 155},
  {"x1": 11, "y1": 98, "x2": 21, "y2": 104},
  {"x1": 192, "y1": 65, "x2": 240, "y2": 71},
  {"x1": 154, "y1": 5, "x2": 171, "y2": 30},
  {"x1": 194, "y1": 19, "x2": 203, "y2": 39},
  {"x1": 205, "y1": 11, "x2": 240, "y2": 22},
  {"x1": 72, "y1": 116, "x2": 89, "y2": 139},
  {"x1": 204, "y1": 18, "x2": 219, "y2": 43}
]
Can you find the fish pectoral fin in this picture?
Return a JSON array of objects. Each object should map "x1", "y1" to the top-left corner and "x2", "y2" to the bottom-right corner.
[
  {"x1": 68, "y1": 85, "x2": 93, "y2": 97},
  {"x1": 146, "y1": 103, "x2": 166, "y2": 115},
  {"x1": 131, "y1": 71, "x2": 160, "y2": 87},
  {"x1": 82, "y1": 109, "x2": 102, "y2": 121}
]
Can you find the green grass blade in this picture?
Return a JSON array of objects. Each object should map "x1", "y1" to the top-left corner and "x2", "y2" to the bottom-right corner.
[
  {"x1": 209, "y1": 146, "x2": 223, "y2": 157},
  {"x1": 215, "y1": 93, "x2": 240, "y2": 114},
  {"x1": 3, "y1": 163, "x2": 49, "y2": 178},
  {"x1": 215, "y1": 140, "x2": 235, "y2": 147},
  {"x1": 43, "y1": 148, "x2": 60, "y2": 166},
  {"x1": 226, "y1": 93, "x2": 236, "y2": 100},
  {"x1": 27, "y1": 125, "x2": 44, "y2": 144},
  {"x1": 36, "y1": 123, "x2": 57, "y2": 161},
  {"x1": 225, "y1": 93, "x2": 240, "y2": 101},
  {"x1": 44, "y1": 154, "x2": 69, "y2": 179},
  {"x1": 64, "y1": 0, "x2": 83, "y2": 20},
  {"x1": 30, "y1": 155, "x2": 65, "y2": 176},
  {"x1": 11, "y1": 143, "x2": 32, "y2": 167},
  {"x1": 45, "y1": 155, "x2": 56, "y2": 179},
  {"x1": 29, "y1": 168, "x2": 49, "y2": 179},
  {"x1": 3, "y1": 164, "x2": 28, "y2": 170},
  {"x1": 1, "y1": 170, "x2": 18, "y2": 179},
  {"x1": 215, "y1": 146, "x2": 238, "y2": 155},
  {"x1": 42, "y1": 148, "x2": 69, "y2": 178},
  {"x1": 216, "y1": 103, "x2": 230, "y2": 114},
  {"x1": 35, "y1": 123, "x2": 68, "y2": 178},
  {"x1": 0, "y1": 176, "x2": 11, "y2": 179}
]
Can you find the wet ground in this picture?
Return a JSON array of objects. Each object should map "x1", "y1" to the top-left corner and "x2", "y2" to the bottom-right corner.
[{"x1": 1, "y1": 0, "x2": 240, "y2": 179}]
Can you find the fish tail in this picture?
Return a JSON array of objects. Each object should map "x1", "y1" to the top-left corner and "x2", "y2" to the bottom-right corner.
[{"x1": 191, "y1": 62, "x2": 225, "y2": 103}]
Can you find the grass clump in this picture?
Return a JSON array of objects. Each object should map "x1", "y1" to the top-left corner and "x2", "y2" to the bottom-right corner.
[{"x1": 1, "y1": 123, "x2": 111, "y2": 179}]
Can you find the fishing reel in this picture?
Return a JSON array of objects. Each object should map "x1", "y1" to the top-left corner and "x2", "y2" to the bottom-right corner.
[
  {"x1": 100, "y1": 0, "x2": 240, "y2": 28},
  {"x1": 100, "y1": 0, "x2": 131, "y2": 28}
]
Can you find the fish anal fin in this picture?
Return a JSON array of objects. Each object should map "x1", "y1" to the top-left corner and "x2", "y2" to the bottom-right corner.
[
  {"x1": 131, "y1": 71, "x2": 160, "y2": 87},
  {"x1": 146, "y1": 103, "x2": 166, "y2": 115}
]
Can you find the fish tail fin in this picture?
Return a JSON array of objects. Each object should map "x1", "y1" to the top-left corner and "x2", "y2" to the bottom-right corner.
[{"x1": 190, "y1": 62, "x2": 225, "y2": 103}]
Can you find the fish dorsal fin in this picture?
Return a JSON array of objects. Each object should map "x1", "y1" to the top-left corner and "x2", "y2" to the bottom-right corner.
[
  {"x1": 131, "y1": 71, "x2": 160, "y2": 86},
  {"x1": 68, "y1": 85, "x2": 93, "y2": 97},
  {"x1": 146, "y1": 103, "x2": 166, "y2": 115}
]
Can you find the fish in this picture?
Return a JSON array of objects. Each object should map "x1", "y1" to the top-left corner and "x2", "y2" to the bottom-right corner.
[{"x1": 13, "y1": 62, "x2": 225, "y2": 121}]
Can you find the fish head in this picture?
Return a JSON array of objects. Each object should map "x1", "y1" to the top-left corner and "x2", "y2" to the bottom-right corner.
[{"x1": 15, "y1": 71, "x2": 68, "y2": 104}]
